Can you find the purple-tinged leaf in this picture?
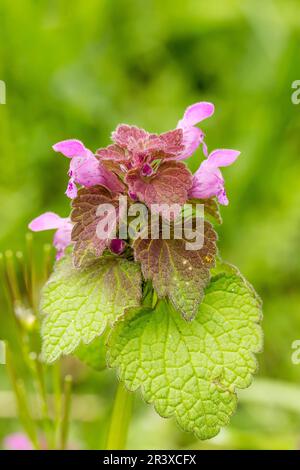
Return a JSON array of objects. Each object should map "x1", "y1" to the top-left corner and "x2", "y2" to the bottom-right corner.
[
  {"x1": 133, "y1": 220, "x2": 217, "y2": 320},
  {"x1": 125, "y1": 161, "x2": 193, "y2": 218},
  {"x1": 71, "y1": 185, "x2": 121, "y2": 268}
]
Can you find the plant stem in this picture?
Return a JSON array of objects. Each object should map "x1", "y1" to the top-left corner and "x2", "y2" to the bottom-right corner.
[
  {"x1": 42, "y1": 243, "x2": 52, "y2": 284},
  {"x1": 6, "y1": 347, "x2": 39, "y2": 449},
  {"x1": 52, "y1": 362, "x2": 62, "y2": 448},
  {"x1": 26, "y1": 233, "x2": 37, "y2": 313},
  {"x1": 29, "y1": 352, "x2": 53, "y2": 449},
  {"x1": 105, "y1": 381, "x2": 134, "y2": 450},
  {"x1": 4, "y1": 250, "x2": 21, "y2": 302},
  {"x1": 60, "y1": 375, "x2": 72, "y2": 450}
]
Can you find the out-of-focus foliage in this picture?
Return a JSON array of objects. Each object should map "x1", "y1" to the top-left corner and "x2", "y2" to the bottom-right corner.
[{"x1": 0, "y1": 0, "x2": 300, "y2": 450}]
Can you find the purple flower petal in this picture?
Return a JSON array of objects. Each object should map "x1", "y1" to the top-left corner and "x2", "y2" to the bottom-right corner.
[
  {"x1": 69, "y1": 154, "x2": 106, "y2": 188},
  {"x1": 53, "y1": 222, "x2": 73, "y2": 260},
  {"x1": 202, "y1": 141, "x2": 209, "y2": 157},
  {"x1": 177, "y1": 126, "x2": 204, "y2": 160},
  {"x1": 141, "y1": 163, "x2": 153, "y2": 176},
  {"x1": 54, "y1": 139, "x2": 125, "y2": 198},
  {"x1": 66, "y1": 178, "x2": 78, "y2": 198},
  {"x1": 129, "y1": 190, "x2": 138, "y2": 201},
  {"x1": 189, "y1": 168, "x2": 224, "y2": 200},
  {"x1": 217, "y1": 189, "x2": 229, "y2": 206},
  {"x1": 110, "y1": 239, "x2": 126, "y2": 255},
  {"x1": 52, "y1": 139, "x2": 91, "y2": 158},
  {"x1": 189, "y1": 147, "x2": 240, "y2": 205},
  {"x1": 29, "y1": 212, "x2": 73, "y2": 259},
  {"x1": 28, "y1": 212, "x2": 66, "y2": 231},
  {"x1": 178, "y1": 102, "x2": 215, "y2": 128},
  {"x1": 206, "y1": 149, "x2": 240, "y2": 168},
  {"x1": 176, "y1": 102, "x2": 214, "y2": 160}
]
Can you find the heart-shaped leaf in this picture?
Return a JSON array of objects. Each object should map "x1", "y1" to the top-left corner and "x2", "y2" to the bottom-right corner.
[
  {"x1": 107, "y1": 263, "x2": 263, "y2": 440},
  {"x1": 40, "y1": 252, "x2": 142, "y2": 363}
]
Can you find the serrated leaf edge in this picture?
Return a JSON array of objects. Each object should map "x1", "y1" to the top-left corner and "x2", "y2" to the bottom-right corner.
[{"x1": 106, "y1": 267, "x2": 263, "y2": 440}]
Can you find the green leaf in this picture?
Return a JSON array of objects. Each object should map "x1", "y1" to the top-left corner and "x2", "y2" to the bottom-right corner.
[
  {"x1": 107, "y1": 264, "x2": 263, "y2": 440},
  {"x1": 74, "y1": 336, "x2": 107, "y2": 371},
  {"x1": 40, "y1": 252, "x2": 142, "y2": 363},
  {"x1": 133, "y1": 220, "x2": 217, "y2": 320}
]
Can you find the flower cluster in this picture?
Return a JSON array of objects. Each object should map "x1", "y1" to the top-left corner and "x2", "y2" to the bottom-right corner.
[
  {"x1": 29, "y1": 102, "x2": 239, "y2": 260},
  {"x1": 28, "y1": 104, "x2": 263, "y2": 444}
]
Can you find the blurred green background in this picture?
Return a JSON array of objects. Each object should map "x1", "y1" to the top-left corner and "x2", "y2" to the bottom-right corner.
[{"x1": 0, "y1": 0, "x2": 300, "y2": 450}]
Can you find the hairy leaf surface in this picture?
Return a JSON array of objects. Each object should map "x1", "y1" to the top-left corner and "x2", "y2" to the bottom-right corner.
[
  {"x1": 125, "y1": 161, "x2": 193, "y2": 217},
  {"x1": 41, "y1": 253, "x2": 142, "y2": 363},
  {"x1": 108, "y1": 265, "x2": 263, "y2": 439},
  {"x1": 74, "y1": 336, "x2": 107, "y2": 371},
  {"x1": 133, "y1": 220, "x2": 217, "y2": 320},
  {"x1": 71, "y1": 185, "x2": 121, "y2": 268}
]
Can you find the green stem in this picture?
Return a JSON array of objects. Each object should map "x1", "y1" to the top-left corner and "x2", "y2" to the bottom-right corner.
[
  {"x1": 6, "y1": 347, "x2": 39, "y2": 449},
  {"x1": 29, "y1": 353, "x2": 53, "y2": 449},
  {"x1": 4, "y1": 250, "x2": 21, "y2": 303},
  {"x1": 105, "y1": 381, "x2": 134, "y2": 450},
  {"x1": 42, "y1": 243, "x2": 52, "y2": 284},
  {"x1": 26, "y1": 233, "x2": 37, "y2": 313},
  {"x1": 52, "y1": 362, "x2": 62, "y2": 448},
  {"x1": 60, "y1": 375, "x2": 72, "y2": 450}
]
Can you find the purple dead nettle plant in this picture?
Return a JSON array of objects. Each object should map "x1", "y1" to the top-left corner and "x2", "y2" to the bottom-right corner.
[{"x1": 29, "y1": 102, "x2": 263, "y2": 445}]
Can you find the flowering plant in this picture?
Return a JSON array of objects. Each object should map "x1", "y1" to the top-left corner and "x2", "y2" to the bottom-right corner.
[{"x1": 29, "y1": 102, "x2": 262, "y2": 444}]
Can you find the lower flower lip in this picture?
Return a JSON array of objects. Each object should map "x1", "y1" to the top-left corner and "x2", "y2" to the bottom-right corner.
[
  {"x1": 141, "y1": 163, "x2": 154, "y2": 177},
  {"x1": 110, "y1": 239, "x2": 126, "y2": 254}
]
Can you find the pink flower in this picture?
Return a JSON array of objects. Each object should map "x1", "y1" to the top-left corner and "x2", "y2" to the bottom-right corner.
[
  {"x1": 176, "y1": 102, "x2": 215, "y2": 160},
  {"x1": 53, "y1": 139, "x2": 124, "y2": 198},
  {"x1": 96, "y1": 102, "x2": 214, "y2": 172},
  {"x1": 28, "y1": 212, "x2": 72, "y2": 259},
  {"x1": 4, "y1": 433, "x2": 34, "y2": 450},
  {"x1": 95, "y1": 102, "x2": 214, "y2": 211},
  {"x1": 189, "y1": 149, "x2": 240, "y2": 205}
]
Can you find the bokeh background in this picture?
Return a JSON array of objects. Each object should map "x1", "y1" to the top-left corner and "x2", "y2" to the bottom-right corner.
[{"x1": 0, "y1": 0, "x2": 300, "y2": 450}]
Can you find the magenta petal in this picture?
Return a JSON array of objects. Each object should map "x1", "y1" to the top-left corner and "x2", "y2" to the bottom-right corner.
[
  {"x1": 141, "y1": 163, "x2": 153, "y2": 176},
  {"x1": 65, "y1": 178, "x2": 78, "y2": 199},
  {"x1": 189, "y1": 168, "x2": 224, "y2": 200},
  {"x1": 178, "y1": 102, "x2": 215, "y2": 127},
  {"x1": 110, "y1": 239, "x2": 126, "y2": 255},
  {"x1": 129, "y1": 191, "x2": 138, "y2": 201},
  {"x1": 28, "y1": 212, "x2": 66, "y2": 231},
  {"x1": 53, "y1": 222, "x2": 73, "y2": 260},
  {"x1": 29, "y1": 212, "x2": 73, "y2": 259},
  {"x1": 207, "y1": 149, "x2": 240, "y2": 168},
  {"x1": 217, "y1": 189, "x2": 229, "y2": 206},
  {"x1": 69, "y1": 155, "x2": 104, "y2": 187},
  {"x1": 177, "y1": 126, "x2": 203, "y2": 160},
  {"x1": 69, "y1": 155, "x2": 124, "y2": 193},
  {"x1": 202, "y1": 141, "x2": 209, "y2": 157},
  {"x1": 52, "y1": 139, "x2": 91, "y2": 158}
]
